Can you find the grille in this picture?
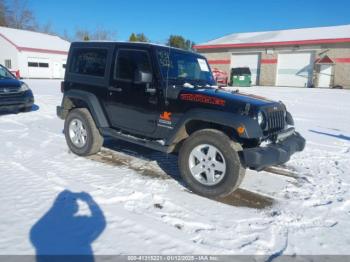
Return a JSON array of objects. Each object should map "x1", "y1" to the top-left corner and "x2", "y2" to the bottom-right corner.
[
  {"x1": 0, "y1": 86, "x2": 20, "y2": 93},
  {"x1": 266, "y1": 109, "x2": 285, "y2": 135}
]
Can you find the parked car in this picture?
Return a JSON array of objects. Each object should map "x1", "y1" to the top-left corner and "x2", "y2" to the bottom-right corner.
[
  {"x1": 212, "y1": 68, "x2": 228, "y2": 87},
  {"x1": 0, "y1": 64, "x2": 34, "y2": 112},
  {"x1": 57, "y1": 42, "x2": 305, "y2": 198}
]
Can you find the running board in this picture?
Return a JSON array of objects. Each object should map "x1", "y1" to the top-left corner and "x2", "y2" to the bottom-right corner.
[{"x1": 101, "y1": 128, "x2": 171, "y2": 153}]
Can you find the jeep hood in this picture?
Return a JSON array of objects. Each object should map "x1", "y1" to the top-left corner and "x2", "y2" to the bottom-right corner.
[{"x1": 180, "y1": 88, "x2": 278, "y2": 110}]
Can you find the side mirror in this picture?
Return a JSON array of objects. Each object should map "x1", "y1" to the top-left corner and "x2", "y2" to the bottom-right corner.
[{"x1": 134, "y1": 70, "x2": 153, "y2": 84}]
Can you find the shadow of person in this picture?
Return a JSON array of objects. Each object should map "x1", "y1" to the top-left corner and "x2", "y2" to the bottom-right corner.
[{"x1": 30, "y1": 190, "x2": 106, "y2": 262}]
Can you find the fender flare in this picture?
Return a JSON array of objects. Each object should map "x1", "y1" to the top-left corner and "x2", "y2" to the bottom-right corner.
[
  {"x1": 166, "y1": 108, "x2": 263, "y2": 145},
  {"x1": 62, "y1": 90, "x2": 109, "y2": 128}
]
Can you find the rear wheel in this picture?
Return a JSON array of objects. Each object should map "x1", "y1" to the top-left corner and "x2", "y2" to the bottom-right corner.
[
  {"x1": 178, "y1": 129, "x2": 245, "y2": 198},
  {"x1": 64, "y1": 108, "x2": 103, "y2": 156}
]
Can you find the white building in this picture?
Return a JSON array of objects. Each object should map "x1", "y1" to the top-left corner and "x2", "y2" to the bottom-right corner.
[
  {"x1": 195, "y1": 25, "x2": 350, "y2": 88},
  {"x1": 0, "y1": 26, "x2": 70, "y2": 79}
]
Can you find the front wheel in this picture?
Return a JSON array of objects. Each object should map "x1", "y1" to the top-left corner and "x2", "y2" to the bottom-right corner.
[{"x1": 178, "y1": 129, "x2": 245, "y2": 198}]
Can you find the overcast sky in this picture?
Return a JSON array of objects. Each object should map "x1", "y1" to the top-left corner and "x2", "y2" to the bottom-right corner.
[{"x1": 28, "y1": 0, "x2": 350, "y2": 43}]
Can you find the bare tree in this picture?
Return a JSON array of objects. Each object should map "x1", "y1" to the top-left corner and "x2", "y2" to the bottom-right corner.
[
  {"x1": 91, "y1": 26, "x2": 116, "y2": 41},
  {"x1": 74, "y1": 29, "x2": 91, "y2": 41},
  {"x1": 40, "y1": 21, "x2": 55, "y2": 35},
  {"x1": 6, "y1": 0, "x2": 37, "y2": 30},
  {"x1": 74, "y1": 27, "x2": 116, "y2": 41},
  {"x1": 0, "y1": 0, "x2": 8, "y2": 26},
  {"x1": 60, "y1": 29, "x2": 72, "y2": 42}
]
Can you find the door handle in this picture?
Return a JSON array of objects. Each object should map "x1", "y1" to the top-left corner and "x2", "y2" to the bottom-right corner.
[{"x1": 109, "y1": 86, "x2": 122, "y2": 92}]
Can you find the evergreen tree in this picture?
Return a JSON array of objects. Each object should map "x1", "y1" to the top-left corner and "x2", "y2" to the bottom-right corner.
[
  {"x1": 167, "y1": 35, "x2": 194, "y2": 50},
  {"x1": 136, "y1": 33, "x2": 148, "y2": 42},
  {"x1": 129, "y1": 33, "x2": 138, "y2": 42},
  {"x1": 129, "y1": 32, "x2": 149, "y2": 42}
]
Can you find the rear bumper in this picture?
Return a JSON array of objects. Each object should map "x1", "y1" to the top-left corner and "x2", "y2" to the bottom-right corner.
[
  {"x1": 242, "y1": 132, "x2": 306, "y2": 171},
  {"x1": 0, "y1": 90, "x2": 34, "y2": 111}
]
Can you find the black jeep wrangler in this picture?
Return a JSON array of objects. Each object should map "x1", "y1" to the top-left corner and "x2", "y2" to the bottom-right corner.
[{"x1": 57, "y1": 42, "x2": 305, "y2": 198}]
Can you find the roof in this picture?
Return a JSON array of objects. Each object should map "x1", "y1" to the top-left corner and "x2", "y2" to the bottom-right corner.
[
  {"x1": 71, "y1": 41, "x2": 200, "y2": 54},
  {"x1": 0, "y1": 26, "x2": 70, "y2": 55},
  {"x1": 195, "y1": 24, "x2": 350, "y2": 50}
]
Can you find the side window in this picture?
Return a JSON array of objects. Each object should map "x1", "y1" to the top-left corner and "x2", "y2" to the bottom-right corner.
[
  {"x1": 115, "y1": 49, "x2": 152, "y2": 81},
  {"x1": 70, "y1": 48, "x2": 107, "y2": 77}
]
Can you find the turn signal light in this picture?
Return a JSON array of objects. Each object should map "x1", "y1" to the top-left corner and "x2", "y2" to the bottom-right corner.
[{"x1": 236, "y1": 126, "x2": 245, "y2": 135}]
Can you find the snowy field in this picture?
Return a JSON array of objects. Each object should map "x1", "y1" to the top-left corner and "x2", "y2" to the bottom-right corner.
[{"x1": 0, "y1": 80, "x2": 350, "y2": 258}]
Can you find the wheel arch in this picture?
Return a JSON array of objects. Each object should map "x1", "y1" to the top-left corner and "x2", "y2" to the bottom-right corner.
[
  {"x1": 167, "y1": 109, "x2": 260, "y2": 152},
  {"x1": 61, "y1": 90, "x2": 109, "y2": 128},
  {"x1": 167, "y1": 109, "x2": 263, "y2": 148}
]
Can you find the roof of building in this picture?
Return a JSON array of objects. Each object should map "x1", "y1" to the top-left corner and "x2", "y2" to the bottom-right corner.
[
  {"x1": 195, "y1": 24, "x2": 350, "y2": 50},
  {"x1": 0, "y1": 26, "x2": 70, "y2": 55}
]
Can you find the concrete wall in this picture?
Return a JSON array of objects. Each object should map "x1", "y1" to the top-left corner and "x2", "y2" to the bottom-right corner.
[
  {"x1": 259, "y1": 53, "x2": 277, "y2": 86},
  {"x1": 198, "y1": 43, "x2": 350, "y2": 88}
]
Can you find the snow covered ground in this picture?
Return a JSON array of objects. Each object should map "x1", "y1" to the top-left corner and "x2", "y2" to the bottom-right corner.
[{"x1": 0, "y1": 80, "x2": 350, "y2": 257}]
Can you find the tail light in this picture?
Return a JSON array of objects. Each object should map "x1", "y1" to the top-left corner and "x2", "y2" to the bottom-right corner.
[{"x1": 61, "y1": 81, "x2": 65, "y2": 93}]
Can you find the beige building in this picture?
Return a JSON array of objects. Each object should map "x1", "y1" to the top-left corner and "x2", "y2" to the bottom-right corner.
[{"x1": 195, "y1": 25, "x2": 350, "y2": 88}]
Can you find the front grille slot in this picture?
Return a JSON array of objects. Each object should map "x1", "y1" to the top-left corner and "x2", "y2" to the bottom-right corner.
[{"x1": 267, "y1": 110, "x2": 285, "y2": 135}]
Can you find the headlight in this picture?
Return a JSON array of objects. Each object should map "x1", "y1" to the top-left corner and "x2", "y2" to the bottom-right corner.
[
  {"x1": 18, "y1": 83, "x2": 30, "y2": 92},
  {"x1": 257, "y1": 111, "x2": 267, "y2": 130},
  {"x1": 257, "y1": 111, "x2": 264, "y2": 125}
]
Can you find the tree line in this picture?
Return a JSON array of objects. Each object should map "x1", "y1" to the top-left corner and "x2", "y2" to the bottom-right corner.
[{"x1": 0, "y1": 0, "x2": 195, "y2": 50}]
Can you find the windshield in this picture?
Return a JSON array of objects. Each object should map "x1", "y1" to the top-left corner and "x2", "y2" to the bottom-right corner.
[
  {"x1": 0, "y1": 65, "x2": 15, "y2": 79},
  {"x1": 156, "y1": 48, "x2": 215, "y2": 86}
]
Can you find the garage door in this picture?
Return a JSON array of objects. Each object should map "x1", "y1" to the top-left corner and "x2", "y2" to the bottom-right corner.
[
  {"x1": 231, "y1": 53, "x2": 260, "y2": 85},
  {"x1": 276, "y1": 52, "x2": 314, "y2": 87},
  {"x1": 27, "y1": 57, "x2": 51, "y2": 78}
]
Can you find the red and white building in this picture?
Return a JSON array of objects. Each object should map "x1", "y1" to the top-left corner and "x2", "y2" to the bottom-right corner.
[
  {"x1": 195, "y1": 25, "x2": 350, "y2": 88},
  {"x1": 0, "y1": 26, "x2": 70, "y2": 79}
]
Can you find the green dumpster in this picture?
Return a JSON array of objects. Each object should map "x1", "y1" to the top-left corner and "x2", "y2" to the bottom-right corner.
[{"x1": 230, "y1": 67, "x2": 252, "y2": 87}]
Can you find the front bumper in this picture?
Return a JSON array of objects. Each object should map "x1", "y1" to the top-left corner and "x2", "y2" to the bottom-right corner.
[
  {"x1": 242, "y1": 131, "x2": 306, "y2": 171},
  {"x1": 0, "y1": 90, "x2": 34, "y2": 111}
]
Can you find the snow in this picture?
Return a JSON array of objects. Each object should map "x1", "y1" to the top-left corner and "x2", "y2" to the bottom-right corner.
[
  {"x1": 197, "y1": 24, "x2": 350, "y2": 46},
  {"x1": 0, "y1": 80, "x2": 350, "y2": 257},
  {"x1": 0, "y1": 26, "x2": 70, "y2": 52}
]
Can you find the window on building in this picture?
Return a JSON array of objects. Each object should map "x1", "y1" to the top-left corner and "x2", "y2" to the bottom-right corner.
[
  {"x1": 4, "y1": 59, "x2": 12, "y2": 69},
  {"x1": 28, "y1": 62, "x2": 39, "y2": 67},
  {"x1": 115, "y1": 49, "x2": 152, "y2": 81},
  {"x1": 70, "y1": 48, "x2": 108, "y2": 77},
  {"x1": 39, "y1": 63, "x2": 49, "y2": 68}
]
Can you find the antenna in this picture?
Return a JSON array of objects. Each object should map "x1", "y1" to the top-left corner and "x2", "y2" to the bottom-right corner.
[{"x1": 164, "y1": 45, "x2": 171, "y2": 106}]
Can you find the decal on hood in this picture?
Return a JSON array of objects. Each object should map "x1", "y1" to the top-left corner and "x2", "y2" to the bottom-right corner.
[{"x1": 180, "y1": 93, "x2": 226, "y2": 106}]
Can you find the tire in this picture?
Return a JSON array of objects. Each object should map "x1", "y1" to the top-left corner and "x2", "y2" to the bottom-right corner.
[
  {"x1": 178, "y1": 129, "x2": 245, "y2": 198},
  {"x1": 64, "y1": 108, "x2": 103, "y2": 156},
  {"x1": 21, "y1": 106, "x2": 32, "y2": 112}
]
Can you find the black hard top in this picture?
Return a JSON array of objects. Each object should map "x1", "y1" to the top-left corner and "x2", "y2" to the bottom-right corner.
[{"x1": 70, "y1": 41, "x2": 201, "y2": 56}]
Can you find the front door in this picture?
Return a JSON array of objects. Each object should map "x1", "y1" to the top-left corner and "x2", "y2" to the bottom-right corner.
[
  {"x1": 318, "y1": 64, "x2": 332, "y2": 88},
  {"x1": 106, "y1": 47, "x2": 160, "y2": 136}
]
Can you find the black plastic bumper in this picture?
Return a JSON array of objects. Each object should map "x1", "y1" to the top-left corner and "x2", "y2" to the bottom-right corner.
[
  {"x1": 242, "y1": 132, "x2": 306, "y2": 171},
  {"x1": 56, "y1": 105, "x2": 66, "y2": 120}
]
